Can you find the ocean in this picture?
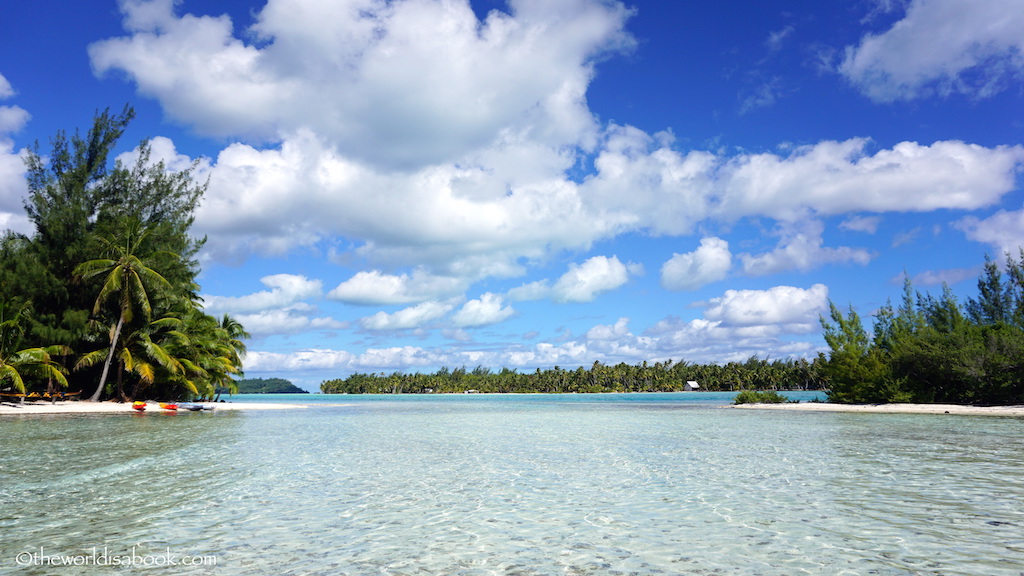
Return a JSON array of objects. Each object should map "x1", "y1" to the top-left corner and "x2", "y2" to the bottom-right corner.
[{"x1": 2, "y1": 392, "x2": 1022, "y2": 575}]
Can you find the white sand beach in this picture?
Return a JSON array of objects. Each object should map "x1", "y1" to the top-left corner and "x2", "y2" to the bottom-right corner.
[
  {"x1": 0, "y1": 400, "x2": 307, "y2": 416},
  {"x1": 734, "y1": 402, "x2": 1024, "y2": 417}
]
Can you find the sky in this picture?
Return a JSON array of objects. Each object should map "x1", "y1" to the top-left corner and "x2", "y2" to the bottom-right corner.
[{"x1": 1, "y1": 0, "x2": 1023, "y2": 391}]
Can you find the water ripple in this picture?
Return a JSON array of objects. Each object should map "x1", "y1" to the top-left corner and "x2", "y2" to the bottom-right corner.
[{"x1": 2, "y1": 403, "x2": 1023, "y2": 574}]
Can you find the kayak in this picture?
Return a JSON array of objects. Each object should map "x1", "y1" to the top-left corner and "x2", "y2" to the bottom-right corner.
[
  {"x1": 132, "y1": 401, "x2": 146, "y2": 411},
  {"x1": 159, "y1": 402, "x2": 178, "y2": 411}
]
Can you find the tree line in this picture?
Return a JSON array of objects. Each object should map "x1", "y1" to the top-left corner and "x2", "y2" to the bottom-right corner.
[
  {"x1": 320, "y1": 356, "x2": 829, "y2": 394},
  {"x1": 0, "y1": 107, "x2": 248, "y2": 402},
  {"x1": 323, "y1": 252, "x2": 1024, "y2": 405},
  {"x1": 821, "y1": 251, "x2": 1024, "y2": 405},
  {"x1": 235, "y1": 377, "x2": 307, "y2": 394}
]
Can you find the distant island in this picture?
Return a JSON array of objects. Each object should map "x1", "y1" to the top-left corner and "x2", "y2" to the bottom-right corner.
[{"x1": 234, "y1": 378, "x2": 308, "y2": 394}]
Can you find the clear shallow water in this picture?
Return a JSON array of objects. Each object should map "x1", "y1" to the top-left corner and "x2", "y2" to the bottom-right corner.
[{"x1": 2, "y1": 393, "x2": 1023, "y2": 575}]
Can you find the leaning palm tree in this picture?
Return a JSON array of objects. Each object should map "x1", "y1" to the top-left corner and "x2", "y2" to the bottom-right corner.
[
  {"x1": 0, "y1": 300, "x2": 70, "y2": 395},
  {"x1": 75, "y1": 317, "x2": 185, "y2": 401},
  {"x1": 74, "y1": 224, "x2": 175, "y2": 401},
  {"x1": 170, "y1": 310, "x2": 246, "y2": 400},
  {"x1": 219, "y1": 314, "x2": 250, "y2": 361}
]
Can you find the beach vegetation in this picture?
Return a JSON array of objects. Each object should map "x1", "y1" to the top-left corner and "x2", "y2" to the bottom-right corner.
[
  {"x1": 0, "y1": 300, "x2": 71, "y2": 394},
  {"x1": 320, "y1": 357, "x2": 830, "y2": 394},
  {"x1": 234, "y1": 377, "x2": 307, "y2": 394},
  {"x1": 732, "y1": 390, "x2": 789, "y2": 404},
  {"x1": 0, "y1": 107, "x2": 248, "y2": 401},
  {"x1": 821, "y1": 251, "x2": 1024, "y2": 405},
  {"x1": 74, "y1": 223, "x2": 175, "y2": 401}
]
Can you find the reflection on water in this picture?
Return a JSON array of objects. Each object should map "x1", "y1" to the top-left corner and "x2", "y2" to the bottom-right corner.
[{"x1": 2, "y1": 396, "x2": 1022, "y2": 575}]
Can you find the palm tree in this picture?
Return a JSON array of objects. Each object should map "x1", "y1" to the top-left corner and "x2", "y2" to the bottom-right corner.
[
  {"x1": 214, "y1": 313, "x2": 250, "y2": 398},
  {"x1": 0, "y1": 300, "x2": 70, "y2": 395},
  {"x1": 74, "y1": 224, "x2": 174, "y2": 401},
  {"x1": 154, "y1": 310, "x2": 248, "y2": 401},
  {"x1": 75, "y1": 317, "x2": 185, "y2": 400}
]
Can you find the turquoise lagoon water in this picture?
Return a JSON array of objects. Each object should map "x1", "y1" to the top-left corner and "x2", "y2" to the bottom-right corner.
[{"x1": 2, "y1": 392, "x2": 1023, "y2": 575}]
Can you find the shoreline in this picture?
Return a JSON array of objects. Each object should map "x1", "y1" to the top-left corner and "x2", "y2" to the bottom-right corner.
[
  {"x1": 0, "y1": 400, "x2": 307, "y2": 416},
  {"x1": 733, "y1": 402, "x2": 1024, "y2": 417}
]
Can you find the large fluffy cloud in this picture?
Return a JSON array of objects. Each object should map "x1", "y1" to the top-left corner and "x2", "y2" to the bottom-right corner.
[
  {"x1": 0, "y1": 72, "x2": 30, "y2": 234},
  {"x1": 359, "y1": 300, "x2": 456, "y2": 331},
  {"x1": 90, "y1": 2, "x2": 1024, "y2": 280},
  {"x1": 90, "y1": 0, "x2": 634, "y2": 168},
  {"x1": 582, "y1": 129, "x2": 1024, "y2": 233},
  {"x1": 150, "y1": 129, "x2": 1019, "y2": 276},
  {"x1": 551, "y1": 255, "x2": 630, "y2": 303},
  {"x1": 661, "y1": 237, "x2": 732, "y2": 291},
  {"x1": 841, "y1": 0, "x2": 1024, "y2": 101},
  {"x1": 957, "y1": 210, "x2": 1024, "y2": 259},
  {"x1": 452, "y1": 293, "x2": 515, "y2": 327},
  {"x1": 200, "y1": 273, "x2": 343, "y2": 336},
  {"x1": 509, "y1": 255, "x2": 632, "y2": 303},
  {"x1": 232, "y1": 305, "x2": 345, "y2": 336},
  {"x1": 244, "y1": 283, "x2": 830, "y2": 375},
  {"x1": 90, "y1": 0, "x2": 1024, "y2": 283},
  {"x1": 740, "y1": 220, "x2": 874, "y2": 276},
  {"x1": 202, "y1": 273, "x2": 322, "y2": 313},
  {"x1": 328, "y1": 269, "x2": 468, "y2": 305},
  {"x1": 701, "y1": 284, "x2": 828, "y2": 334}
]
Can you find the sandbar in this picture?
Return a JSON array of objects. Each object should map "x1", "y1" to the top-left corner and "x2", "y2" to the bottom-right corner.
[
  {"x1": 0, "y1": 400, "x2": 306, "y2": 416},
  {"x1": 733, "y1": 402, "x2": 1024, "y2": 417}
]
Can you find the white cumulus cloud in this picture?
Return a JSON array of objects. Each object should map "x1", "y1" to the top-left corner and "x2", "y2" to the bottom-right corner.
[
  {"x1": 0, "y1": 73, "x2": 30, "y2": 235},
  {"x1": 234, "y1": 305, "x2": 344, "y2": 336},
  {"x1": 740, "y1": 220, "x2": 874, "y2": 276},
  {"x1": 328, "y1": 269, "x2": 467, "y2": 305},
  {"x1": 89, "y1": 0, "x2": 634, "y2": 169},
  {"x1": 80, "y1": 0, "x2": 1024, "y2": 298},
  {"x1": 202, "y1": 274, "x2": 322, "y2": 314},
  {"x1": 957, "y1": 210, "x2": 1024, "y2": 259},
  {"x1": 701, "y1": 284, "x2": 829, "y2": 334},
  {"x1": 840, "y1": 0, "x2": 1024, "y2": 101},
  {"x1": 452, "y1": 293, "x2": 515, "y2": 327},
  {"x1": 661, "y1": 237, "x2": 732, "y2": 291},
  {"x1": 507, "y1": 255, "x2": 632, "y2": 303},
  {"x1": 359, "y1": 300, "x2": 456, "y2": 331},
  {"x1": 552, "y1": 255, "x2": 631, "y2": 303}
]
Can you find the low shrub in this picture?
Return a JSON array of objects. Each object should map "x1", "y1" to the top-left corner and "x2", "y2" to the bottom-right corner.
[{"x1": 733, "y1": 390, "x2": 789, "y2": 404}]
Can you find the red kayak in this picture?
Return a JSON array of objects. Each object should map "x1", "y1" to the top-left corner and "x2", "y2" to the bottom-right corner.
[
  {"x1": 159, "y1": 402, "x2": 178, "y2": 411},
  {"x1": 132, "y1": 401, "x2": 146, "y2": 411}
]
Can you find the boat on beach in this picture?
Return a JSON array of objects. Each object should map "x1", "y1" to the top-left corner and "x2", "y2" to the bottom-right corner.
[{"x1": 132, "y1": 401, "x2": 146, "y2": 411}]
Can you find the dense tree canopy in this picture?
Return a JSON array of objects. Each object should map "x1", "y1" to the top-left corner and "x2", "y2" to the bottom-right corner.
[
  {"x1": 0, "y1": 107, "x2": 247, "y2": 401},
  {"x1": 822, "y1": 251, "x2": 1024, "y2": 405},
  {"x1": 236, "y1": 377, "x2": 307, "y2": 394},
  {"x1": 321, "y1": 357, "x2": 829, "y2": 394},
  {"x1": 323, "y1": 252, "x2": 1024, "y2": 405}
]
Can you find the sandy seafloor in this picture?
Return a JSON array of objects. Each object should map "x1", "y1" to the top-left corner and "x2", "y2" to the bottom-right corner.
[
  {"x1": 0, "y1": 400, "x2": 306, "y2": 415},
  {"x1": 734, "y1": 401, "x2": 1024, "y2": 416},
  {"x1": 5, "y1": 397, "x2": 1024, "y2": 416}
]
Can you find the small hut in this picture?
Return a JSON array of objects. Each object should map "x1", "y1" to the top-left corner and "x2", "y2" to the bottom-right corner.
[{"x1": 685, "y1": 381, "x2": 700, "y2": 391}]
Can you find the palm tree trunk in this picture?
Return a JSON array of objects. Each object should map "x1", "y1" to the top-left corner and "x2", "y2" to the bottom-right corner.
[
  {"x1": 116, "y1": 362, "x2": 126, "y2": 401},
  {"x1": 88, "y1": 315, "x2": 124, "y2": 402}
]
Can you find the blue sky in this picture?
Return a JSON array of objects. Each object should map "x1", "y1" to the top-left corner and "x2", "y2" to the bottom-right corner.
[{"x1": 2, "y1": 0, "x2": 1023, "y2": 391}]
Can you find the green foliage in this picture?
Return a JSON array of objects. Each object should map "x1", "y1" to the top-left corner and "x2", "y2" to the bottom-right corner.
[
  {"x1": 2, "y1": 107, "x2": 248, "y2": 401},
  {"x1": 732, "y1": 390, "x2": 789, "y2": 404},
  {"x1": 320, "y1": 358, "x2": 830, "y2": 394},
  {"x1": 235, "y1": 378, "x2": 307, "y2": 394},
  {"x1": 822, "y1": 251, "x2": 1024, "y2": 405},
  {"x1": 23, "y1": 106, "x2": 135, "y2": 287},
  {"x1": 0, "y1": 300, "x2": 70, "y2": 393}
]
